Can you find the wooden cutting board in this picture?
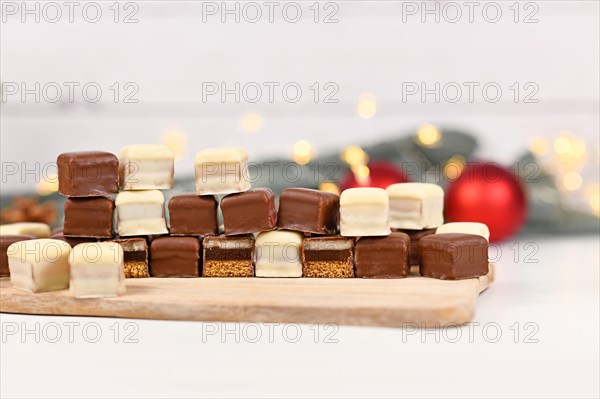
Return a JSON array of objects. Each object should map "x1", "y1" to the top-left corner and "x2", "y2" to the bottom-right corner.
[{"x1": 0, "y1": 265, "x2": 494, "y2": 327}]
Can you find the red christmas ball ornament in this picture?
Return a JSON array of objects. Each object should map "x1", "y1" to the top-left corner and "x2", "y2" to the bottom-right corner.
[
  {"x1": 445, "y1": 162, "x2": 527, "y2": 242},
  {"x1": 340, "y1": 161, "x2": 411, "y2": 191}
]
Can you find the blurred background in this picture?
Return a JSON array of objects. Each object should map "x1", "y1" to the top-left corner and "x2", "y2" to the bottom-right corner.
[{"x1": 1, "y1": 0, "x2": 599, "y2": 242}]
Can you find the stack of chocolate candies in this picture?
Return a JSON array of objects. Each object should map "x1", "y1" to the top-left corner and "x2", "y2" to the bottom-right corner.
[
  {"x1": 52, "y1": 146, "x2": 491, "y2": 281},
  {"x1": 55, "y1": 151, "x2": 118, "y2": 245},
  {"x1": 346, "y1": 184, "x2": 490, "y2": 280},
  {"x1": 115, "y1": 145, "x2": 176, "y2": 278},
  {"x1": 57, "y1": 146, "x2": 178, "y2": 280}
]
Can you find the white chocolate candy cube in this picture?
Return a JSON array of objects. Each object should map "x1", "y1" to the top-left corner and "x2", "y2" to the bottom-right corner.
[
  {"x1": 115, "y1": 190, "x2": 168, "y2": 236},
  {"x1": 436, "y1": 222, "x2": 490, "y2": 242},
  {"x1": 340, "y1": 188, "x2": 390, "y2": 237},
  {"x1": 386, "y1": 183, "x2": 444, "y2": 230},
  {"x1": 119, "y1": 144, "x2": 174, "y2": 190},
  {"x1": 255, "y1": 230, "x2": 303, "y2": 277},
  {"x1": 70, "y1": 243, "x2": 125, "y2": 298},
  {"x1": 194, "y1": 147, "x2": 251, "y2": 195},
  {"x1": 0, "y1": 222, "x2": 51, "y2": 238},
  {"x1": 7, "y1": 239, "x2": 71, "y2": 293}
]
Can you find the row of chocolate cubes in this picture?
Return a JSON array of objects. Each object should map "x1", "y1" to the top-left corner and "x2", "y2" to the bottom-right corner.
[
  {"x1": 56, "y1": 145, "x2": 449, "y2": 238},
  {"x1": 1, "y1": 215, "x2": 489, "y2": 293},
  {"x1": 55, "y1": 145, "x2": 453, "y2": 233},
  {"x1": 1, "y1": 226, "x2": 489, "y2": 297}
]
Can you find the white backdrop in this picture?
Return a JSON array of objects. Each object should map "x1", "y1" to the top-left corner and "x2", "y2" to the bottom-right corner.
[
  {"x1": 1, "y1": 1, "x2": 599, "y2": 193},
  {"x1": 1, "y1": 4, "x2": 599, "y2": 398}
]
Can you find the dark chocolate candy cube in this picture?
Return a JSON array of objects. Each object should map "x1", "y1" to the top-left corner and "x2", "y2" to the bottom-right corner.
[
  {"x1": 150, "y1": 237, "x2": 200, "y2": 277},
  {"x1": 202, "y1": 235, "x2": 255, "y2": 277},
  {"x1": 168, "y1": 194, "x2": 218, "y2": 236},
  {"x1": 355, "y1": 232, "x2": 410, "y2": 278},
  {"x1": 221, "y1": 188, "x2": 277, "y2": 236},
  {"x1": 0, "y1": 235, "x2": 35, "y2": 276},
  {"x1": 418, "y1": 233, "x2": 489, "y2": 280},
  {"x1": 395, "y1": 228, "x2": 436, "y2": 266},
  {"x1": 277, "y1": 188, "x2": 339, "y2": 234},
  {"x1": 63, "y1": 197, "x2": 115, "y2": 238},
  {"x1": 57, "y1": 151, "x2": 119, "y2": 197}
]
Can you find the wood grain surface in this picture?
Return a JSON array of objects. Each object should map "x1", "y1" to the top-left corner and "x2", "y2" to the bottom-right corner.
[{"x1": 0, "y1": 265, "x2": 494, "y2": 327}]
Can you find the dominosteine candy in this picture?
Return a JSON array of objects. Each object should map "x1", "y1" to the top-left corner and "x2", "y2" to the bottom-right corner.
[
  {"x1": 301, "y1": 236, "x2": 354, "y2": 278},
  {"x1": 419, "y1": 233, "x2": 489, "y2": 280},
  {"x1": 168, "y1": 194, "x2": 219, "y2": 236},
  {"x1": 150, "y1": 237, "x2": 200, "y2": 277},
  {"x1": 7, "y1": 239, "x2": 71, "y2": 293},
  {"x1": 277, "y1": 188, "x2": 339, "y2": 235},
  {"x1": 255, "y1": 230, "x2": 303, "y2": 278},
  {"x1": 436, "y1": 222, "x2": 490, "y2": 242},
  {"x1": 119, "y1": 144, "x2": 174, "y2": 190},
  {"x1": 0, "y1": 235, "x2": 34, "y2": 276},
  {"x1": 194, "y1": 147, "x2": 251, "y2": 195},
  {"x1": 57, "y1": 151, "x2": 119, "y2": 197},
  {"x1": 202, "y1": 235, "x2": 255, "y2": 277},
  {"x1": 115, "y1": 190, "x2": 168, "y2": 236},
  {"x1": 355, "y1": 232, "x2": 411, "y2": 278},
  {"x1": 394, "y1": 228, "x2": 436, "y2": 266},
  {"x1": 69, "y1": 242, "x2": 125, "y2": 298},
  {"x1": 63, "y1": 197, "x2": 114, "y2": 238},
  {"x1": 0, "y1": 223, "x2": 51, "y2": 238},
  {"x1": 110, "y1": 238, "x2": 149, "y2": 278},
  {"x1": 340, "y1": 188, "x2": 390, "y2": 237},
  {"x1": 386, "y1": 183, "x2": 444, "y2": 230},
  {"x1": 221, "y1": 188, "x2": 277, "y2": 236}
]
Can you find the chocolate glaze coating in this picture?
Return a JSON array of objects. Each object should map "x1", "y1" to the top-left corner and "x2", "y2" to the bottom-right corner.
[
  {"x1": 63, "y1": 197, "x2": 115, "y2": 238},
  {"x1": 221, "y1": 188, "x2": 277, "y2": 236},
  {"x1": 57, "y1": 151, "x2": 119, "y2": 197},
  {"x1": 50, "y1": 232, "x2": 97, "y2": 247},
  {"x1": 302, "y1": 236, "x2": 354, "y2": 262},
  {"x1": 111, "y1": 238, "x2": 147, "y2": 262},
  {"x1": 150, "y1": 236, "x2": 200, "y2": 277},
  {"x1": 394, "y1": 228, "x2": 437, "y2": 266},
  {"x1": 355, "y1": 232, "x2": 410, "y2": 278},
  {"x1": 277, "y1": 188, "x2": 339, "y2": 234},
  {"x1": 169, "y1": 194, "x2": 219, "y2": 236},
  {"x1": 418, "y1": 233, "x2": 489, "y2": 280},
  {"x1": 203, "y1": 235, "x2": 254, "y2": 261}
]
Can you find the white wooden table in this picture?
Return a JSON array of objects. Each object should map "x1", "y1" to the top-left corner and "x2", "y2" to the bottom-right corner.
[{"x1": 1, "y1": 235, "x2": 598, "y2": 398}]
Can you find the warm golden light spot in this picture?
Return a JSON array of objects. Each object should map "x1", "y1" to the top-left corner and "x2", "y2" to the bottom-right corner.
[
  {"x1": 444, "y1": 155, "x2": 466, "y2": 181},
  {"x1": 553, "y1": 134, "x2": 587, "y2": 171},
  {"x1": 319, "y1": 182, "x2": 340, "y2": 195},
  {"x1": 162, "y1": 130, "x2": 187, "y2": 161},
  {"x1": 558, "y1": 172, "x2": 582, "y2": 192},
  {"x1": 586, "y1": 184, "x2": 600, "y2": 217},
  {"x1": 529, "y1": 136, "x2": 549, "y2": 157},
  {"x1": 568, "y1": 138, "x2": 587, "y2": 160},
  {"x1": 352, "y1": 164, "x2": 371, "y2": 185},
  {"x1": 553, "y1": 135, "x2": 572, "y2": 155},
  {"x1": 417, "y1": 124, "x2": 442, "y2": 147},
  {"x1": 590, "y1": 191, "x2": 600, "y2": 217},
  {"x1": 240, "y1": 112, "x2": 263, "y2": 133},
  {"x1": 342, "y1": 145, "x2": 369, "y2": 167},
  {"x1": 36, "y1": 173, "x2": 58, "y2": 196},
  {"x1": 292, "y1": 140, "x2": 314, "y2": 165},
  {"x1": 357, "y1": 94, "x2": 377, "y2": 119}
]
